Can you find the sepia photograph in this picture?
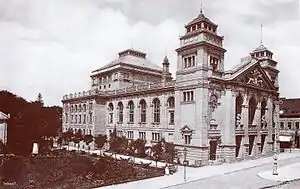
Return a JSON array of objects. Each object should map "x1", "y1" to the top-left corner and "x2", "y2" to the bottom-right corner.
[{"x1": 0, "y1": 0, "x2": 300, "y2": 188}]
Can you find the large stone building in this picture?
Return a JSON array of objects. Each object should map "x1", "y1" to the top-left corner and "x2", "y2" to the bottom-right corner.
[
  {"x1": 62, "y1": 11, "x2": 281, "y2": 166},
  {"x1": 278, "y1": 98, "x2": 300, "y2": 149}
]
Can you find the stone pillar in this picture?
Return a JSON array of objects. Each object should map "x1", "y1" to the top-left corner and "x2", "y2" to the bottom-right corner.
[
  {"x1": 255, "y1": 101, "x2": 262, "y2": 156},
  {"x1": 264, "y1": 97, "x2": 274, "y2": 154},
  {"x1": 220, "y1": 90, "x2": 236, "y2": 162},
  {"x1": 241, "y1": 94, "x2": 249, "y2": 159},
  {"x1": 274, "y1": 101, "x2": 280, "y2": 153}
]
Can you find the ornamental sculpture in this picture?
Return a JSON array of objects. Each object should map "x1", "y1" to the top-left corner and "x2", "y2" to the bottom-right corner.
[{"x1": 244, "y1": 69, "x2": 264, "y2": 88}]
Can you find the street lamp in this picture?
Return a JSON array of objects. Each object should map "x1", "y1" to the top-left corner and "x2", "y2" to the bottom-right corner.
[
  {"x1": 183, "y1": 147, "x2": 188, "y2": 182},
  {"x1": 273, "y1": 105, "x2": 283, "y2": 176}
]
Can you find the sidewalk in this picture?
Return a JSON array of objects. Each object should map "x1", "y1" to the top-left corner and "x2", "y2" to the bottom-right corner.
[
  {"x1": 63, "y1": 145, "x2": 168, "y2": 168},
  {"x1": 257, "y1": 162, "x2": 300, "y2": 182},
  {"x1": 97, "y1": 152, "x2": 300, "y2": 189}
]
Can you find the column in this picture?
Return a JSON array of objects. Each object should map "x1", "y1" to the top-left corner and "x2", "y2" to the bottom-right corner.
[
  {"x1": 255, "y1": 101, "x2": 262, "y2": 156},
  {"x1": 263, "y1": 97, "x2": 273, "y2": 154},
  {"x1": 241, "y1": 94, "x2": 249, "y2": 158}
]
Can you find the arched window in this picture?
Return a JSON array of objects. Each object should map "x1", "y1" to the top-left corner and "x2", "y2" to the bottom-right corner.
[
  {"x1": 118, "y1": 102, "x2": 124, "y2": 123},
  {"x1": 108, "y1": 103, "x2": 114, "y2": 123},
  {"x1": 235, "y1": 95, "x2": 243, "y2": 125},
  {"x1": 248, "y1": 97, "x2": 257, "y2": 125},
  {"x1": 70, "y1": 105, "x2": 73, "y2": 112},
  {"x1": 128, "y1": 101, "x2": 134, "y2": 123},
  {"x1": 83, "y1": 104, "x2": 86, "y2": 112},
  {"x1": 167, "y1": 97, "x2": 175, "y2": 109},
  {"x1": 153, "y1": 98, "x2": 160, "y2": 123},
  {"x1": 140, "y1": 99, "x2": 147, "y2": 123},
  {"x1": 75, "y1": 105, "x2": 78, "y2": 112}
]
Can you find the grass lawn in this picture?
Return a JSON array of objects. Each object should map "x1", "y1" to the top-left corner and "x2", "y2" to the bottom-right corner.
[{"x1": 0, "y1": 150, "x2": 164, "y2": 189}]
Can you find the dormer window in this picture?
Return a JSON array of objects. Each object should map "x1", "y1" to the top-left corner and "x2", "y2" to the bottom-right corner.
[{"x1": 183, "y1": 55, "x2": 196, "y2": 69}]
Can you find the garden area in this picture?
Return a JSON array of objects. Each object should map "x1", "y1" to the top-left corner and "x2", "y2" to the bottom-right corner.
[
  {"x1": 60, "y1": 128, "x2": 178, "y2": 166},
  {"x1": 0, "y1": 149, "x2": 164, "y2": 189}
]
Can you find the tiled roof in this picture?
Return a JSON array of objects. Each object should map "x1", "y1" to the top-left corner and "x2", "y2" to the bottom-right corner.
[
  {"x1": 280, "y1": 98, "x2": 300, "y2": 114},
  {"x1": 92, "y1": 49, "x2": 162, "y2": 73},
  {"x1": 186, "y1": 13, "x2": 217, "y2": 27}
]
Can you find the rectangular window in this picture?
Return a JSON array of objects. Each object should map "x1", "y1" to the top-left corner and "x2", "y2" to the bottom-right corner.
[
  {"x1": 183, "y1": 55, "x2": 196, "y2": 69},
  {"x1": 65, "y1": 113, "x2": 68, "y2": 123},
  {"x1": 184, "y1": 135, "x2": 191, "y2": 145},
  {"x1": 296, "y1": 122, "x2": 299, "y2": 129},
  {"x1": 288, "y1": 122, "x2": 292, "y2": 129},
  {"x1": 83, "y1": 115, "x2": 86, "y2": 124},
  {"x1": 89, "y1": 102, "x2": 93, "y2": 110},
  {"x1": 109, "y1": 113, "x2": 113, "y2": 123},
  {"x1": 79, "y1": 115, "x2": 81, "y2": 123},
  {"x1": 169, "y1": 111, "x2": 174, "y2": 124},
  {"x1": 71, "y1": 115, "x2": 73, "y2": 123},
  {"x1": 139, "y1": 132, "x2": 146, "y2": 140},
  {"x1": 89, "y1": 114, "x2": 93, "y2": 123},
  {"x1": 152, "y1": 132, "x2": 161, "y2": 142},
  {"x1": 127, "y1": 131, "x2": 134, "y2": 139},
  {"x1": 183, "y1": 91, "x2": 194, "y2": 102},
  {"x1": 75, "y1": 115, "x2": 77, "y2": 124},
  {"x1": 280, "y1": 122, "x2": 284, "y2": 129}
]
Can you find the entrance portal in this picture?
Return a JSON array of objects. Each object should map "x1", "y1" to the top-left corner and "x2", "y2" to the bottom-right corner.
[{"x1": 209, "y1": 140, "x2": 217, "y2": 160}]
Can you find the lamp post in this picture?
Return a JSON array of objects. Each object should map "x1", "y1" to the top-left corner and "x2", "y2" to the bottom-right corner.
[
  {"x1": 273, "y1": 102, "x2": 283, "y2": 176},
  {"x1": 183, "y1": 147, "x2": 188, "y2": 182}
]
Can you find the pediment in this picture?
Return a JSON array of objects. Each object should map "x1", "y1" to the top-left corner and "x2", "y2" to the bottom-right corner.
[
  {"x1": 232, "y1": 63, "x2": 276, "y2": 91},
  {"x1": 180, "y1": 125, "x2": 192, "y2": 132},
  {"x1": 0, "y1": 111, "x2": 9, "y2": 120}
]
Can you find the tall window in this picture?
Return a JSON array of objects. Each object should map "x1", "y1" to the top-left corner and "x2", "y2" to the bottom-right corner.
[
  {"x1": 183, "y1": 55, "x2": 196, "y2": 68},
  {"x1": 140, "y1": 99, "x2": 147, "y2": 123},
  {"x1": 152, "y1": 132, "x2": 161, "y2": 141},
  {"x1": 75, "y1": 115, "x2": 77, "y2": 123},
  {"x1": 127, "y1": 131, "x2": 134, "y2": 139},
  {"x1": 296, "y1": 122, "x2": 299, "y2": 129},
  {"x1": 89, "y1": 113, "x2": 93, "y2": 123},
  {"x1": 83, "y1": 104, "x2": 86, "y2": 112},
  {"x1": 139, "y1": 132, "x2": 146, "y2": 140},
  {"x1": 288, "y1": 122, "x2": 292, "y2": 129},
  {"x1": 118, "y1": 102, "x2": 123, "y2": 123},
  {"x1": 65, "y1": 113, "x2": 68, "y2": 123},
  {"x1": 183, "y1": 91, "x2": 194, "y2": 102},
  {"x1": 128, "y1": 101, "x2": 134, "y2": 123},
  {"x1": 167, "y1": 97, "x2": 175, "y2": 125},
  {"x1": 75, "y1": 105, "x2": 78, "y2": 112},
  {"x1": 83, "y1": 115, "x2": 86, "y2": 124},
  {"x1": 153, "y1": 98, "x2": 160, "y2": 123},
  {"x1": 79, "y1": 105, "x2": 82, "y2": 112},
  {"x1": 79, "y1": 115, "x2": 81, "y2": 123},
  {"x1": 184, "y1": 135, "x2": 191, "y2": 145},
  {"x1": 89, "y1": 102, "x2": 93, "y2": 110},
  {"x1": 108, "y1": 103, "x2": 114, "y2": 124}
]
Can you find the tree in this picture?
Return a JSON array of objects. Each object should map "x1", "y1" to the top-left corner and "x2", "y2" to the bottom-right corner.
[
  {"x1": 73, "y1": 131, "x2": 83, "y2": 150},
  {"x1": 94, "y1": 134, "x2": 107, "y2": 150},
  {"x1": 133, "y1": 139, "x2": 146, "y2": 157},
  {"x1": 61, "y1": 130, "x2": 74, "y2": 150},
  {"x1": 164, "y1": 142, "x2": 176, "y2": 163},
  {"x1": 83, "y1": 134, "x2": 93, "y2": 151},
  {"x1": 151, "y1": 141, "x2": 164, "y2": 168}
]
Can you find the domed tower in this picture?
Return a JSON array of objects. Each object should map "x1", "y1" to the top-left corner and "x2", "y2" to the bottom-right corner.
[
  {"x1": 174, "y1": 8, "x2": 226, "y2": 166},
  {"x1": 250, "y1": 26, "x2": 279, "y2": 89}
]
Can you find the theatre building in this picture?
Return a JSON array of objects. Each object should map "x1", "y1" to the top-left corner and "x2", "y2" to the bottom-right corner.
[{"x1": 62, "y1": 10, "x2": 280, "y2": 166}]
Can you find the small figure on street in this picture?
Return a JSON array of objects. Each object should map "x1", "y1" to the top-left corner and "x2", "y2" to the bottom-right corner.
[{"x1": 165, "y1": 164, "x2": 170, "y2": 175}]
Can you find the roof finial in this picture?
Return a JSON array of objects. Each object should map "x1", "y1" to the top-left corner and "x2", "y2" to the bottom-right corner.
[
  {"x1": 260, "y1": 24, "x2": 263, "y2": 44},
  {"x1": 200, "y1": 0, "x2": 203, "y2": 14}
]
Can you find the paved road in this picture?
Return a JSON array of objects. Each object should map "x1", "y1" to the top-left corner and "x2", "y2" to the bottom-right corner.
[{"x1": 164, "y1": 157, "x2": 300, "y2": 189}]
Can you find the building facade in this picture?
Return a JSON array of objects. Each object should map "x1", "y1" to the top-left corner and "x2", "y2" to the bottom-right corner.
[
  {"x1": 278, "y1": 98, "x2": 300, "y2": 149},
  {"x1": 62, "y1": 11, "x2": 280, "y2": 166},
  {"x1": 0, "y1": 111, "x2": 9, "y2": 144}
]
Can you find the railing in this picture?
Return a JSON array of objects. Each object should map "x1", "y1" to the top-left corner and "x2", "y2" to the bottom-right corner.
[{"x1": 63, "y1": 81, "x2": 176, "y2": 100}]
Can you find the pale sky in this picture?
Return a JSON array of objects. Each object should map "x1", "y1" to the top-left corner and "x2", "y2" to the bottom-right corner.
[{"x1": 0, "y1": 0, "x2": 299, "y2": 106}]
